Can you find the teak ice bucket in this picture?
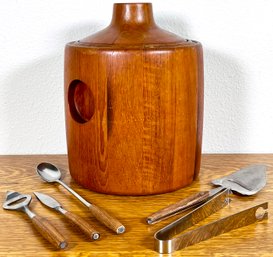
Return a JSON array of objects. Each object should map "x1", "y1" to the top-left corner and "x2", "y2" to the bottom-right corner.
[{"x1": 64, "y1": 3, "x2": 204, "y2": 195}]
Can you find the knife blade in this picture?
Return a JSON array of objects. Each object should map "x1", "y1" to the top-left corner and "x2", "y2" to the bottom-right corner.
[{"x1": 34, "y1": 192, "x2": 100, "y2": 240}]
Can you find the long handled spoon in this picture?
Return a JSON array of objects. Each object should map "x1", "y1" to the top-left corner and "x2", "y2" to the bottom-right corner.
[{"x1": 36, "y1": 162, "x2": 125, "y2": 234}]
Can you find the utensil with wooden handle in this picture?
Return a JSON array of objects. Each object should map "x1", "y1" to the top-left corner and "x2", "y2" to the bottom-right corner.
[
  {"x1": 147, "y1": 187, "x2": 224, "y2": 224},
  {"x1": 147, "y1": 164, "x2": 267, "y2": 224},
  {"x1": 34, "y1": 192, "x2": 100, "y2": 240},
  {"x1": 2, "y1": 191, "x2": 67, "y2": 249},
  {"x1": 36, "y1": 162, "x2": 125, "y2": 234}
]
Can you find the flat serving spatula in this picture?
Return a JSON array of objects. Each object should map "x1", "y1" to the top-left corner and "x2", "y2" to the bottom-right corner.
[
  {"x1": 146, "y1": 164, "x2": 267, "y2": 224},
  {"x1": 34, "y1": 192, "x2": 100, "y2": 240}
]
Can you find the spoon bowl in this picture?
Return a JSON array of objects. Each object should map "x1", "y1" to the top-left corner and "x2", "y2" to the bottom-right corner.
[{"x1": 37, "y1": 162, "x2": 61, "y2": 182}]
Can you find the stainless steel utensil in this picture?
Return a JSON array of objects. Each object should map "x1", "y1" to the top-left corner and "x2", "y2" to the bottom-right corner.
[
  {"x1": 2, "y1": 191, "x2": 67, "y2": 249},
  {"x1": 154, "y1": 188, "x2": 268, "y2": 254},
  {"x1": 34, "y1": 192, "x2": 100, "y2": 240},
  {"x1": 36, "y1": 162, "x2": 125, "y2": 234},
  {"x1": 212, "y1": 164, "x2": 267, "y2": 195},
  {"x1": 147, "y1": 164, "x2": 267, "y2": 224}
]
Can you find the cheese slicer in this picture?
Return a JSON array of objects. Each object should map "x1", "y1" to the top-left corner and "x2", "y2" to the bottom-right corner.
[
  {"x1": 147, "y1": 164, "x2": 267, "y2": 224},
  {"x1": 2, "y1": 191, "x2": 67, "y2": 249}
]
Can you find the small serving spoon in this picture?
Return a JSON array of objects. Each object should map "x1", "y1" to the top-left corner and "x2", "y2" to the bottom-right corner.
[{"x1": 36, "y1": 162, "x2": 125, "y2": 234}]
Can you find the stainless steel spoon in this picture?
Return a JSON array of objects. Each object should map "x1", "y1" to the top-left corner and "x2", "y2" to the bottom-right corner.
[{"x1": 36, "y1": 162, "x2": 125, "y2": 234}]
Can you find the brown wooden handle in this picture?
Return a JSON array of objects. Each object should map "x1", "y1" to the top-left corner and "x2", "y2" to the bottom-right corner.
[
  {"x1": 63, "y1": 211, "x2": 100, "y2": 240},
  {"x1": 146, "y1": 191, "x2": 210, "y2": 224},
  {"x1": 88, "y1": 204, "x2": 125, "y2": 234},
  {"x1": 31, "y1": 215, "x2": 67, "y2": 249}
]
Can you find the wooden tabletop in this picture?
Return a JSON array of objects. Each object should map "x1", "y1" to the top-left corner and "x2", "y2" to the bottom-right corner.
[{"x1": 0, "y1": 154, "x2": 271, "y2": 256}]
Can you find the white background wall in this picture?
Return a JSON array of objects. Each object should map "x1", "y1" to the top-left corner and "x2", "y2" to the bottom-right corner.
[{"x1": 0, "y1": 0, "x2": 273, "y2": 154}]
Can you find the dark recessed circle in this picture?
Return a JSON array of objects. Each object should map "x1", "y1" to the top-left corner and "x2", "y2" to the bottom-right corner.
[{"x1": 68, "y1": 80, "x2": 95, "y2": 123}]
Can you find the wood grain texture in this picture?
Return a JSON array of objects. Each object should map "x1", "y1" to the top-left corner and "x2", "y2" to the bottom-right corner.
[
  {"x1": 146, "y1": 191, "x2": 210, "y2": 224},
  {"x1": 63, "y1": 211, "x2": 100, "y2": 240},
  {"x1": 0, "y1": 154, "x2": 272, "y2": 256},
  {"x1": 88, "y1": 203, "x2": 125, "y2": 234},
  {"x1": 64, "y1": 3, "x2": 204, "y2": 195},
  {"x1": 31, "y1": 215, "x2": 67, "y2": 249}
]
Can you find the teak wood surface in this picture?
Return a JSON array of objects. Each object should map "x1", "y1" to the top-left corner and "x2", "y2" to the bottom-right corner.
[
  {"x1": 65, "y1": 3, "x2": 204, "y2": 195},
  {"x1": 0, "y1": 154, "x2": 271, "y2": 256}
]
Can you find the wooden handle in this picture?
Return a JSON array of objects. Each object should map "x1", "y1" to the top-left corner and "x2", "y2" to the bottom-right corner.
[
  {"x1": 31, "y1": 215, "x2": 67, "y2": 249},
  {"x1": 63, "y1": 211, "x2": 100, "y2": 240},
  {"x1": 146, "y1": 191, "x2": 210, "y2": 224},
  {"x1": 89, "y1": 204, "x2": 125, "y2": 234}
]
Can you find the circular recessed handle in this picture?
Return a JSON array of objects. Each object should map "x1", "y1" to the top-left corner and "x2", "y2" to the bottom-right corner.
[{"x1": 68, "y1": 80, "x2": 95, "y2": 124}]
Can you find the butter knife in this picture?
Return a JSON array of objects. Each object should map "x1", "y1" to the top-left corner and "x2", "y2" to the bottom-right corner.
[{"x1": 34, "y1": 192, "x2": 100, "y2": 240}]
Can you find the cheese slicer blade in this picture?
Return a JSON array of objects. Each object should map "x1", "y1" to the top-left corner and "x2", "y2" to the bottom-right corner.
[{"x1": 3, "y1": 191, "x2": 67, "y2": 249}]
